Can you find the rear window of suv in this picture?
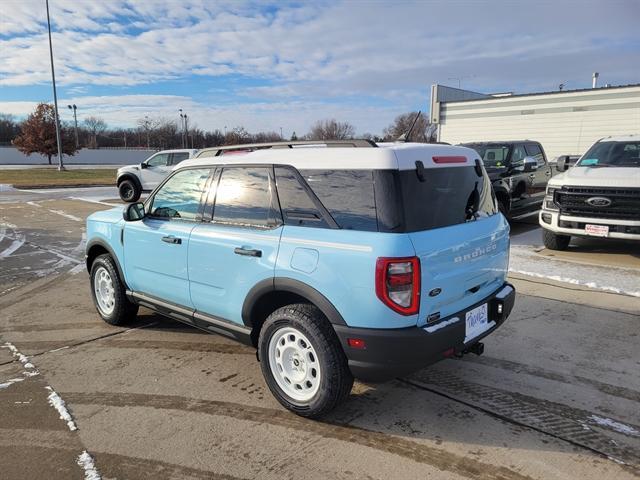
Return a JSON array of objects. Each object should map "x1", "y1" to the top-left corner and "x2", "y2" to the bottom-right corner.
[{"x1": 290, "y1": 166, "x2": 496, "y2": 234}]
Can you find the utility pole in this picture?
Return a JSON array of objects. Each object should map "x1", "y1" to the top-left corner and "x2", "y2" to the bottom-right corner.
[
  {"x1": 280, "y1": 126, "x2": 283, "y2": 139},
  {"x1": 46, "y1": 0, "x2": 64, "y2": 171},
  {"x1": 67, "y1": 104, "x2": 78, "y2": 148}
]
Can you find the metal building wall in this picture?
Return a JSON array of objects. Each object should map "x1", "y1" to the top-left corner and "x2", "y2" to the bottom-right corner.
[{"x1": 436, "y1": 85, "x2": 640, "y2": 160}]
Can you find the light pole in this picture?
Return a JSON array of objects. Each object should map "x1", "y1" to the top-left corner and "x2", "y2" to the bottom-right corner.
[
  {"x1": 183, "y1": 114, "x2": 188, "y2": 148},
  {"x1": 179, "y1": 109, "x2": 185, "y2": 148},
  {"x1": 46, "y1": 0, "x2": 64, "y2": 171},
  {"x1": 67, "y1": 104, "x2": 78, "y2": 148},
  {"x1": 280, "y1": 127, "x2": 283, "y2": 139},
  {"x1": 144, "y1": 115, "x2": 150, "y2": 148}
]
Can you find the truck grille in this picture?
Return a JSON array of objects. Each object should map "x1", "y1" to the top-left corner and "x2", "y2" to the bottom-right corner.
[{"x1": 555, "y1": 187, "x2": 640, "y2": 220}]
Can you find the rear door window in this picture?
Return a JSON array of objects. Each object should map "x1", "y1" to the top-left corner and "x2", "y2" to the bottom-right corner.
[
  {"x1": 170, "y1": 152, "x2": 190, "y2": 165},
  {"x1": 213, "y1": 167, "x2": 280, "y2": 228},
  {"x1": 275, "y1": 167, "x2": 328, "y2": 228},
  {"x1": 298, "y1": 169, "x2": 377, "y2": 231}
]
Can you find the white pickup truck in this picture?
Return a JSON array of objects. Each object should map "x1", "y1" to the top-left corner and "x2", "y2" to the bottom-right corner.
[
  {"x1": 116, "y1": 149, "x2": 197, "y2": 202},
  {"x1": 540, "y1": 135, "x2": 640, "y2": 249}
]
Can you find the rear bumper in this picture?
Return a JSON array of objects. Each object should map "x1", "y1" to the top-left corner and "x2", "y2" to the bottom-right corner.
[{"x1": 333, "y1": 283, "x2": 516, "y2": 382}]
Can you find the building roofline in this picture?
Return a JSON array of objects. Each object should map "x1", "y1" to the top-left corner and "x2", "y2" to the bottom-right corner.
[{"x1": 442, "y1": 83, "x2": 640, "y2": 104}]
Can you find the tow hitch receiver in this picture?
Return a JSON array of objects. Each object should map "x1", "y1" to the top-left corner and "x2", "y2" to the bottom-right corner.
[{"x1": 456, "y1": 342, "x2": 485, "y2": 358}]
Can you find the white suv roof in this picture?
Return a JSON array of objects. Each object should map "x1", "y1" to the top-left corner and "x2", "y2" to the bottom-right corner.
[{"x1": 176, "y1": 142, "x2": 480, "y2": 171}]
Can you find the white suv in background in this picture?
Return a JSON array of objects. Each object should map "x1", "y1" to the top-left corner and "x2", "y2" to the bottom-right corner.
[
  {"x1": 540, "y1": 135, "x2": 640, "y2": 250},
  {"x1": 116, "y1": 149, "x2": 197, "y2": 202}
]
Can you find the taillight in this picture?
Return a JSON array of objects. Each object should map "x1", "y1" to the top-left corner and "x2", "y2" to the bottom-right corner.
[{"x1": 375, "y1": 257, "x2": 420, "y2": 315}]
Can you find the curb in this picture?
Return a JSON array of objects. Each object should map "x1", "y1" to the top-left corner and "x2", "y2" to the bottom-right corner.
[{"x1": 14, "y1": 183, "x2": 114, "y2": 190}]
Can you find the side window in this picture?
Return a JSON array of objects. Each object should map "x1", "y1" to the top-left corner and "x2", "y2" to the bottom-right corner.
[
  {"x1": 511, "y1": 144, "x2": 527, "y2": 164},
  {"x1": 525, "y1": 144, "x2": 545, "y2": 166},
  {"x1": 213, "y1": 167, "x2": 278, "y2": 228},
  {"x1": 299, "y1": 169, "x2": 377, "y2": 231},
  {"x1": 275, "y1": 167, "x2": 328, "y2": 228},
  {"x1": 170, "y1": 152, "x2": 190, "y2": 165},
  {"x1": 149, "y1": 168, "x2": 210, "y2": 220},
  {"x1": 147, "y1": 153, "x2": 170, "y2": 167}
]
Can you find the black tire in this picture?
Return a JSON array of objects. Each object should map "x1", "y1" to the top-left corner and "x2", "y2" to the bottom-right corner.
[
  {"x1": 542, "y1": 229, "x2": 571, "y2": 251},
  {"x1": 258, "y1": 303, "x2": 353, "y2": 418},
  {"x1": 118, "y1": 179, "x2": 141, "y2": 203},
  {"x1": 89, "y1": 254, "x2": 138, "y2": 325},
  {"x1": 498, "y1": 199, "x2": 509, "y2": 220}
]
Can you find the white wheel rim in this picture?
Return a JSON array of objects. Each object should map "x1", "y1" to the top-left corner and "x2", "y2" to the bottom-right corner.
[
  {"x1": 268, "y1": 326, "x2": 321, "y2": 403},
  {"x1": 93, "y1": 266, "x2": 115, "y2": 315}
]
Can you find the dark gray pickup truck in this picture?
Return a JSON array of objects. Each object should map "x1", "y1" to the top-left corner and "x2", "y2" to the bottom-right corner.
[{"x1": 461, "y1": 140, "x2": 553, "y2": 219}]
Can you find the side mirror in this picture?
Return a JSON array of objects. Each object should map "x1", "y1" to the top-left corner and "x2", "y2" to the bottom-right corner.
[
  {"x1": 556, "y1": 155, "x2": 569, "y2": 172},
  {"x1": 523, "y1": 156, "x2": 538, "y2": 172},
  {"x1": 123, "y1": 202, "x2": 145, "y2": 221},
  {"x1": 140, "y1": 162, "x2": 148, "y2": 169}
]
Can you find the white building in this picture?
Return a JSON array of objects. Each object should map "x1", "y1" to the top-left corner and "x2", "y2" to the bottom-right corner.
[{"x1": 430, "y1": 83, "x2": 640, "y2": 160}]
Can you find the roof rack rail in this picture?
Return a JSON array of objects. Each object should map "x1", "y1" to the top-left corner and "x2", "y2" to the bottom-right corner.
[{"x1": 196, "y1": 139, "x2": 377, "y2": 158}]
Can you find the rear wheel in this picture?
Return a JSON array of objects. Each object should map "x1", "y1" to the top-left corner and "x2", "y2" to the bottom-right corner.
[
  {"x1": 497, "y1": 199, "x2": 509, "y2": 220},
  {"x1": 542, "y1": 229, "x2": 571, "y2": 251},
  {"x1": 90, "y1": 254, "x2": 138, "y2": 325},
  {"x1": 258, "y1": 304, "x2": 353, "y2": 418},
  {"x1": 118, "y1": 179, "x2": 141, "y2": 203}
]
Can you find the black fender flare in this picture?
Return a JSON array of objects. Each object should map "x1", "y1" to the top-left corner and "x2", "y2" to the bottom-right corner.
[
  {"x1": 242, "y1": 277, "x2": 347, "y2": 327},
  {"x1": 117, "y1": 173, "x2": 142, "y2": 193},
  {"x1": 85, "y1": 238, "x2": 128, "y2": 288}
]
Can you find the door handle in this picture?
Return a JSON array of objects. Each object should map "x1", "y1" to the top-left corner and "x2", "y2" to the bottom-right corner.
[
  {"x1": 234, "y1": 247, "x2": 262, "y2": 258},
  {"x1": 162, "y1": 235, "x2": 182, "y2": 244}
]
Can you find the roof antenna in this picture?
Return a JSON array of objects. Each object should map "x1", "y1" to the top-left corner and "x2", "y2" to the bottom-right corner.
[{"x1": 397, "y1": 111, "x2": 421, "y2": 142}]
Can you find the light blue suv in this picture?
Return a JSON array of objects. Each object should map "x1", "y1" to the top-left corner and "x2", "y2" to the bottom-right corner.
[{"x1": 86, "y1": 140, "x2": 515, "y2": 417}]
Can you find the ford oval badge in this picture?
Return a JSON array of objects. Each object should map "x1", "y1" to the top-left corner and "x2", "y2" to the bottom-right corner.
[
  {"x1": 586, "y1": 196, "x2": 612, "y2": 207},
  {"x1": 429, "y1": 288, "x2": 442, "y2": 297}
]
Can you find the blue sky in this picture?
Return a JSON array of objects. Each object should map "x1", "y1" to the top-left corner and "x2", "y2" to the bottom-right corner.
[{"x1": 1, "y1": 0, "x2": 639, "y2": 136}]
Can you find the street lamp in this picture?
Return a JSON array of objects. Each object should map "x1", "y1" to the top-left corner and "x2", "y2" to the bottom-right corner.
[
  {"x1": 179, "y1": 109, "x2": 185, "y2": 148},
  {"x1": 144, "y1": 115, "x2": 150, "y2": 148},
  {"x1": 280, "y1": 127, "x2": 283, "y2": 139},
  {"x1": 68, "y1": 104, "x2": 78, "y2": 148},
  {"x1": 46, "y1": 0, "x2": 64, "y2": 170}
]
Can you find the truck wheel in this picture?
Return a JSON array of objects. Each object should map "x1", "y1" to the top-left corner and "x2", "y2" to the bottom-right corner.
[
  {"x1": 542, "y1": 229, "x2": 571, "y2": 251},
  {"x1": 90, "y1": 254, "x2": 138, "y2": 325},
  {"x1": 118, "y1": 179, "x2": 141, "y2": 202},
  {"x1": 498, "y1": 200, "x2": 509, "y2": 220},
  {"x1": 258, "y1": 304, "x2": 353, "y2": 418}
]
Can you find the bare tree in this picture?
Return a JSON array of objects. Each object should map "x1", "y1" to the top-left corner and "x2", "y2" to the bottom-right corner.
[
  {"x1": 225, "y1": 126, "x2": 251, "y2": 145},
  {"x1": 307, "y1": 119, "x2": 355, "y2": 140},
  {"x1": 84, "y1": 116, "x2": 107, "y2": 148},
  {"x1": 383, "y1": 111, "x2": 434, "y2": 142},
  {"x1": 0, "y1": 113, "x2": 21, "y2": 144}
]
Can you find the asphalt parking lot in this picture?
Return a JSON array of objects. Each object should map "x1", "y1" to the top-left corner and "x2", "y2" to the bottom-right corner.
[{"x1": 1, "y1": 188, "x2": 639, "y2": 479}]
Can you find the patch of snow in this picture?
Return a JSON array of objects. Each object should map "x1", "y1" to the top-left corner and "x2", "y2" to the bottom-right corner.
[
  {"x1": 1, "y1": 342, "x2": 37, "y2": 370},
  {"x1": 45, "y1": 386, "x2": 77, "y2": 431},
  {"x1": 69, "y1": 263, "x2": 86, "y2": 275},
  {"x1": 0, "y1": 236, "x2": 25, "y2": 258},
  {"x1": 47, "y1": 209, "x2": 83, "y2": 222},
  {"x1": 423, "y1": 316, "x2": 460, "y2": 333},
  {"x1": 0, "y1": 377, "x2": 25, "y2": 389},
  {"x1": 26, "y1": 201, "x2": 42, "y2": 208},
  {"x1": 509, "y1": 246, "x2": 640, "y2": 297},
  {"x1": 77, "y1": 451, "x2": 101, "y2": 480},
  {"x1": 588, "y1": 415, "x2": 639, "y2": 437}
]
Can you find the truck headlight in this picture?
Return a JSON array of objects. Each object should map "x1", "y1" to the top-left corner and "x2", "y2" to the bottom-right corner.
[{"x1": 544, "y1": 186, "x2": 559, "y2": 211}]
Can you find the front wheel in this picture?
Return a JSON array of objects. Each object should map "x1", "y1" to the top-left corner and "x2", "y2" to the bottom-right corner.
[
  {"x1": 90, "y1": 254, "x2": 138, "y2": 325},
  {"x1": 542, "y1": 229, "x2": 571, "y2": 251},
  {"x1": 118, "y1": 179, "x2": 141, "y2": 203},
  {"x1": 258, "y1": 304, "x2": 353, "y2": 418}
]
